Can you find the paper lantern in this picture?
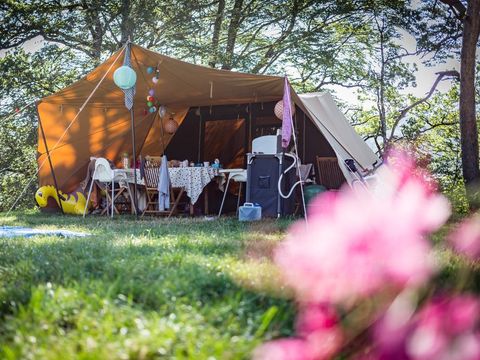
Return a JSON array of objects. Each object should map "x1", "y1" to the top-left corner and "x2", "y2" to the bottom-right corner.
[
  {"x1": 164, "y1": 117, "x2": 178, "y2": 134},
  {"x1": 113, "y1": 66, "x2": 137, "y2": 89},
  {"x1": 149, "y1": 106, "x2": 157, "y2": 113},
  {"x1": 147, "y1": 101, "x2": 153, "y2": 107},
  {"x1": 148, "y1": 89, "x2": 155, "y2": 96},
  {"x1": 147, "y1": 66, "x2": 154, "y2": 74},
  {"x1": 274, "y1": 100, "x2": 295, "y2": 120},
  {"x1": 152, "y1": 76, "x2": 159, "y2": 84},
  {"x1": 158, "y1": 105, "x2": 167, "y2": 118},
  {"x1": 147, "y1": 96, "x2": 154, "y2": 102}
]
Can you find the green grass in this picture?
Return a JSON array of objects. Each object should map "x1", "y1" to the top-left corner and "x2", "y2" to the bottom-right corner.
[
  {"x1": 0, "y1": 211, "x2": 296, "y2": 359},
  {"x1": 1, "y1": 212, "x2": 479, "y2": 360}
]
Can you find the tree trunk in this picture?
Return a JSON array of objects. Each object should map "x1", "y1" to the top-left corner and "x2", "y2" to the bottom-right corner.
[
  {"x1": 222, "y1": 0, "x2": 244, "y2": 70},
  {"x1": 81, "y1": 0, "x2": 103, "y2": 63},
  {"x1": 459, "y1": 0, "x2": 480, "y2": 188},
  {"x1": 374, "y1": 15, "x2": 388, "y2": 153},
  {"x1": 120, "y1": 0, "x2": 134, "y2": 44},
  {"x1": 209, "y1": 0, "x2": 226, "y2": 68}
]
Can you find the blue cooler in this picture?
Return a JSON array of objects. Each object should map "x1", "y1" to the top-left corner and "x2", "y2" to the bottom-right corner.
[{"x1": 239, "y1": 203, "x2": 262, "y2": 221}]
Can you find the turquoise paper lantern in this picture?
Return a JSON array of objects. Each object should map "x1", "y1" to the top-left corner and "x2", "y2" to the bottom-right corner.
[{"x1": 113, "y1": 66, "x2": 137, "y2": 89}]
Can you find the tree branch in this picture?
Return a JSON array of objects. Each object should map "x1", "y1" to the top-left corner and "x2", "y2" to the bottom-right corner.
[
  {"x1": 439, "y1": 0, "x2": 467, "y2": 20},
  {"x1": 388, "y1": 70, "x2": 460, "y2": 139}
]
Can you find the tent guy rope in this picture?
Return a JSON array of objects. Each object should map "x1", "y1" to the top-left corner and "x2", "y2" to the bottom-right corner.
[{"x1": 0, "y1": 100, "x2": 38, "y2": 123}]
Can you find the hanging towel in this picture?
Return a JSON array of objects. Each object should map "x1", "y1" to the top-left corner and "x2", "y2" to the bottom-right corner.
[
  {"x1": 158, "y1": 155, "x2": 170, "y2": 211},
  {"x1": 139, "y1": 157, "x2": 146, "y2": 180}
]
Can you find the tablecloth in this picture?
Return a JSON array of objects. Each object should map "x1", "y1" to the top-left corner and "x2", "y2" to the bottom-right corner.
[
  {"x1": 169, "y1": 167, "x2": 216, "y2": 204},
  {"x1": 114, "y1": 167, "x2": 216, "y2": 206}
]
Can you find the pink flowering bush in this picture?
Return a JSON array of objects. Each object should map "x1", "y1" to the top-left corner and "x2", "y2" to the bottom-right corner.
[
  {"x1": 449, "y1": 214, "x2": 480, "y2": 261},
  {"x1": 254, "y1": 304, "x2": 342, "y2": 360},
  {"x1": 254, "y1": 151, "x2": 480, "y2": 359},
  {"x1": 372, "y1": 295, "x2": 480, "y2": 360},
  {"x1": 275, "y1": 152, "x2": 450, "y2": 305}
]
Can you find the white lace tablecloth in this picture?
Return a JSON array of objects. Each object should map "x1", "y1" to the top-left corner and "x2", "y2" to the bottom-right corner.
[
  {"x1": 115, "y1": 167, "x2": 216, "y2": 206},
  {"x1": 169, "y1": 167, "x2": 216, "y2": 204}
]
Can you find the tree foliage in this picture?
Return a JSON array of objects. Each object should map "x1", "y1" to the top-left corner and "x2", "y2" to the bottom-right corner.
[{"x1": 0, "y1": 46, "x2": 86, "y2": 210}]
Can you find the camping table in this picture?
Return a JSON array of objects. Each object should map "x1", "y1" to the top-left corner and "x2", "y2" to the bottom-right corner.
[
  {"x1": 114, "y1": 167, "x2": 216, "y2": 215},
  {"x1": 168, "y1": 167, "x2": 217, "y2": 215}
]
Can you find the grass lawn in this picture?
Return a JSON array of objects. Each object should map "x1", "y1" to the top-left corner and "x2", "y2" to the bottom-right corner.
[
  {"x1": 0, "y1": 211, "x2": 297, "y2": 359},
  {"x1": 1, "y1": 212, "x2": 479, "y2": 360}
]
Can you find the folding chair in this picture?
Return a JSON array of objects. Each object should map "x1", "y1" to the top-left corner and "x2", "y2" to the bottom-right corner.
[
  {"x1": 142, "y1": 158, "x2": 161, "y2": 215},
  {"x1": 141, "y1": 158, "x2": 185, "y2": 217},
  {"x1": 294, "y1": 163, "x2": 314, "y2": 215},
  {"x1": 218, "y1": 169, "x2": 247, "y2": 217},
  {"x1": 83, "y1": 158, "x2": 132, "y2": 218}
]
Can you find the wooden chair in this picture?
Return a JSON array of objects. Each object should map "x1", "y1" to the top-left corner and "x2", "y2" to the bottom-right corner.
[
  {"x1": 141, "y1": 159, "x2": 185, "y2": 217},
  {"x1": 144, "y1": 155, "x2": 162, "y2": 162},
  {"x1": 315, "y1": 156, "x2": 346, "y2": 190}
]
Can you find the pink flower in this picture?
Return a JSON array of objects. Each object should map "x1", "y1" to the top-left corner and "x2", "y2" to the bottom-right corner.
[
  {"x1": 372, "y1": 295, "x2": 480, "y2": 360},
  {"x1": 253, "y1": 338, "x2": 314, "y2": 360},
  {"x1": 296, "y1": 303, "x2": 338, "y2": 337},
  {"x1": 449, "y1": 214, "x2": 480, "y2": 261},
  {"x1": 254, "y1": 304, "x2": 343, "y2": 360},
  {"x1": 305, "y1": 326, "x2": 343, "y2": 360},
  {"x1": 275, "y1": 153, "x2": 450, "y2": 304},
  {"x1": 253, "y1": 328, "x2": 343, "y2": 360}
]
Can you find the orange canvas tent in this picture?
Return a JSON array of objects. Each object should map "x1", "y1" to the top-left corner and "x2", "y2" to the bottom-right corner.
[{"x1": 37, "y1": 43, "x2": 379, "y2": 194}]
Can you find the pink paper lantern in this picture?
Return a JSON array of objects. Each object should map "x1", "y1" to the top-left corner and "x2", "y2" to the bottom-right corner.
[
  {"x1": 274, "y1": 100, "x2": 296, "y2": 120},
  {"x1": 164, "y1": 117, "x2": 178, "y2": 134}
]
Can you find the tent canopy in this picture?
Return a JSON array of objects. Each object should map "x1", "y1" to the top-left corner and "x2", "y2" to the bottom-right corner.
[{"x1": 37, "y1": 43, "x2": 379, "y2": 192}]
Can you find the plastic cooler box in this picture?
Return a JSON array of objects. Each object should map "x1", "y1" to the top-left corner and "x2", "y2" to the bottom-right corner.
[{"x1": 238, "y1": 203, "x2": 262, "y2": 221}]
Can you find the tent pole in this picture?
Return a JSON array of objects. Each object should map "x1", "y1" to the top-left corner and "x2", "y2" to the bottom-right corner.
[
  {"x1": 158, "y1": 112, "x2": 166, "y2": 155},
  {"x1": 197, "y1": 109, "x2": 203, "y2": 163},
  {"x1": 303, "y1": 111, "x2": 306, "y2": 160},
  {"x1": 130, "y1": 108, "x2": 139, "y2": 217},
  {"x1": 37, "y1": 104, "x2": 64, "y2": 215}
]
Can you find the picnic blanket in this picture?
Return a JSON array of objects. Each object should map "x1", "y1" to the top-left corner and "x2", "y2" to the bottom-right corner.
[{"x1": 0, "y1": 226, "x2": 90, "y2": 238}]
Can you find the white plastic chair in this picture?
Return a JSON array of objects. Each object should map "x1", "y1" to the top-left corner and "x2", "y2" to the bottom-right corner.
[
  {"x1": 83, "y1": 158, "x2": 131, "y2": 218},
  {"x1": 218, "y1": 169, "x2": 247, "y2": 217}
]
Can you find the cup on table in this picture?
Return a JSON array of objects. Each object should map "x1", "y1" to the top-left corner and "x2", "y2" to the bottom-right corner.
[{"x1": 203, "y1": 161, "x2": 210, "y2": 167}]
